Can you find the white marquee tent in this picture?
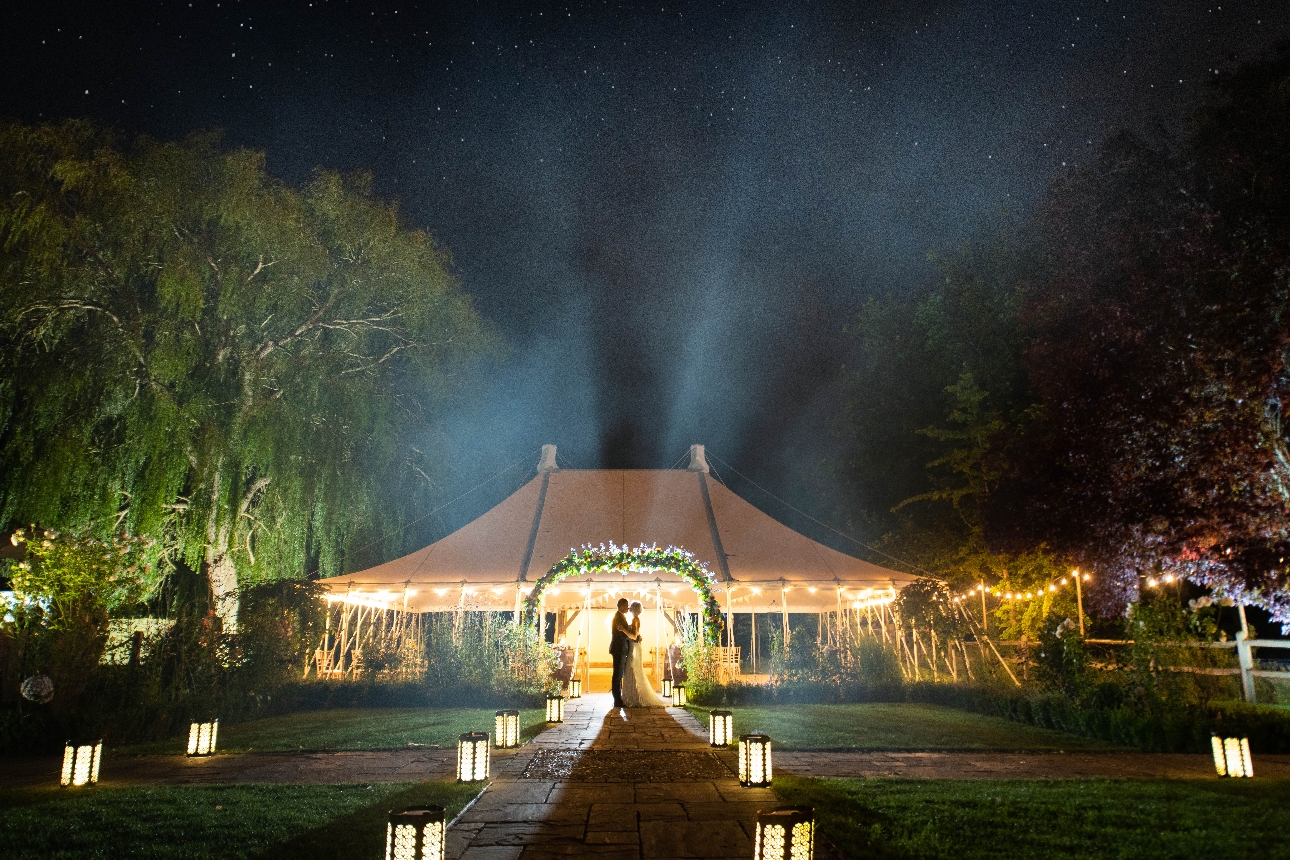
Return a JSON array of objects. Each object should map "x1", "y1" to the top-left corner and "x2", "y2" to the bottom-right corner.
[{"x1": 320, "y1": 445, "x2": 919, "y2": 652}]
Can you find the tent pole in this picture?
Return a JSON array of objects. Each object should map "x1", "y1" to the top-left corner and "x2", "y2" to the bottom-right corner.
[
  {"x1": 654, "y1": 584, "x2": 661, "y2": 685},
  {"x1": 835, "y1": 587, "x2": 843, "y2": 652},
  {"x1": 724, "y1": 585, "x2": 734, "y2": 650},
  {"x1": 781, "y1": 582, "x2": 790, "y2": 648}
]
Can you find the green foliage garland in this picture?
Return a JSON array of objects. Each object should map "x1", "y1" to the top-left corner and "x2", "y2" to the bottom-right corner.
[{"x1": 522, "y1": 543, "x2": 725, "y2": 644}]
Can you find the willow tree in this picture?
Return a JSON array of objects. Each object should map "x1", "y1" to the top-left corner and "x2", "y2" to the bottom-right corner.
[{"x1": 0, "y1": 121, "x2": 491, "y2": 629}]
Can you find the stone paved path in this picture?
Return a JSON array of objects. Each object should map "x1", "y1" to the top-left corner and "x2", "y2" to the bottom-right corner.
[
  {"x1": 776, "y1": 750, "x2": 1290, "y2": 779},
  {"x1": 446, "y1": 694, "x2": 784, "y2": 860},
  {"x1": 5, "y1": 714, "x2": 1288, "y2": 793},
  {"x1": 0, "y1": 748, "x2": 461, "y2": 789},
  {"x1": 5, "y1": 724, "x2": 1289, "y2": 792}
]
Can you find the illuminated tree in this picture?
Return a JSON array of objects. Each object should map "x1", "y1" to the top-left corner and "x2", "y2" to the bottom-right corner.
[{"x1": 0, "y1": 122, "x2": 491, "y2": 629}]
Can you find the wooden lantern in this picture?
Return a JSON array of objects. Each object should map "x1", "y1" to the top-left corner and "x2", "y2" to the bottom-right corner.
[
  {"x1": 187, "y1": 719, "x2": 219, "y2": 756},
  {"x1": 1211, "y1": 734, "x2": 1254, "y2": 778},
  {"x1": 710, "y1": 709, "x2": 733, "y2": 746},
  {"x1": 661, "y1": 677, "x2": 673, "y2": 698},
  {"x1": 60, "y1": 739, "x2": 102, "y2": 787},
  {"x1": 739, "y1": 733, "x2": 773, "y2": 787},
  {"x1": 754, "y1": 806, "x2": 814, "y2": 860},
  {"x1": 568, "y1": 678, "x2": 582, "y2": 699},
  {"x1": 671, "y1": 684, "x2": 687, "y2": 707},
  {"x1": 546, "y1": 694, "x2": 564, "y2": 723},
  {"x1": 494, "y1": 709, "x2": 520, "y2": 749},
  {"x1": 457, "y1": 732, "x2": 490, "y2": 782},
  {"x1": 386, "y1": 805, "x2": 446, "y2": 860}
]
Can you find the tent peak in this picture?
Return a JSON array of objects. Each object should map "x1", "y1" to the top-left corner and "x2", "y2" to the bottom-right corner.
[
  {"x1": 537, "y1": 444, "x2": 558, "y2": 473},
  {"x1": 686, "y1": 444, "x2": 710, "y2": 473}
]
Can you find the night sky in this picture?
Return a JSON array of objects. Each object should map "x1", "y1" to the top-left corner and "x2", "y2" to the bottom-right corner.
[{"x1": 5, "y1": 1, "x2": 1289, "y2": 488}]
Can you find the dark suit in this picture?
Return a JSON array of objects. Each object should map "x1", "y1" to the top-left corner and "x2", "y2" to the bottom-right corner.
[{"x1": 609, "y1": 611, "x2": 630, "y2": 706}]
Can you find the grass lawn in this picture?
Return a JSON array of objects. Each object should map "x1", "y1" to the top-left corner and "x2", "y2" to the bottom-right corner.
[
  {"x1": 0, "y1": 781, "x2": 480, "y2": 860},
  {"x1": 773, "y1": 776, "x2": 1290, "y2": 860},
  {"x1": 118, "y1": 707, "x2": 547, "y2": 755},
  {"x1": 686, "y1": 703, "x2": 1112, "y2": 750}
]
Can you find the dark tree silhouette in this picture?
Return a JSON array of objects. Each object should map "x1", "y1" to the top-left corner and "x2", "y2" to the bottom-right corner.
[{"x1": 984, "y1": 51, "x2": 1290, "y2": 623}]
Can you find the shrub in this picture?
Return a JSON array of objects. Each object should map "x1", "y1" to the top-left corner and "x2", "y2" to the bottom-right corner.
[
  {"x1": 904, "y1": 681, "x2": 1290, "y2": 753},
  {"x1": 692, "y1": 635, "x2": 904, "y2": 706},
  {"x1": 0, "y1": 593, "x2": 559, "y2": 753}
]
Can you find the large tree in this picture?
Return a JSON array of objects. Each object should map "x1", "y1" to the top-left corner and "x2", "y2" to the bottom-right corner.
[
  {"x1": 832, "y1": 239, "x2": 1028, "y2": 567},
  {"x1": 983, "y1": 53, "x2": 1290, "y2": 623},
  {"x1": 0, "y1": 122, "x2": 491, "y2": 629}
]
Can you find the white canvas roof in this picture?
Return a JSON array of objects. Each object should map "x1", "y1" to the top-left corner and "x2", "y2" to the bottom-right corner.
[{"x1": 320, "y1": 445, "x2": 920, "y2": 613}]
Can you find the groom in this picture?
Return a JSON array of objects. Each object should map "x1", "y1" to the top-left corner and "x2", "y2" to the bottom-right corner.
[{"x1": 609, "y1": 598, "x2": 635, "y2": 708}]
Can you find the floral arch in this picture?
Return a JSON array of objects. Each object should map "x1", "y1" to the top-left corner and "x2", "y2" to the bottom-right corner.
[{"x1": 521, "y1": 543, "x2": 725, "y2": 644}]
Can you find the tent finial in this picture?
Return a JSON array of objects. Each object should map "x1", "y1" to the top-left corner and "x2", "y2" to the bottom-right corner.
[
  {"x1": 686, "y1": 444, "x2": 709, "y2": 473},
  {"x1": 537, "y1": 444, "x2": 558, "y2": 473}
]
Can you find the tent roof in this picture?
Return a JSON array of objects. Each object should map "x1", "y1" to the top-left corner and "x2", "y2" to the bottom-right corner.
[{"x1": 320, "y1": 457, "x2": 920, "y2": 612}]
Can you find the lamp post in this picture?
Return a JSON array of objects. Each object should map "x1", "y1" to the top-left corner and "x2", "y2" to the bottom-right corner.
[
  {"x1": 1073, "y1": 569, "x2": 1085, "y2": 637},
  {"x1": 661, "y1": 677, "x2": 672, "y2": 698},
  {"x1": 546, "y1": 694, "x2": 564, "y2": 723},
  {"x1": 671, "y1": 684, "x2": 687, "y2": 707},
  {"x1": 386, "y1": 805, "x2": 447, "y2": 860},
  {"x1": 753, "y1": 806, "x2": 814, "y2": 860},
  {"x1": 456, "y1": 732, "x2": 490, "y2": 782},
  {"x1": 60, "y1": 739, "x2": 102, "y2": 787},
  {"x1": 494, "y1": 710, "x2": 520, "y2": 748},
  {"x1": 980, "y1": 580, "x2": 988, "y2": 632},
  {"x1": 710, "y1": 710, "x2": 733, "y2": 746},
  {"x1": 568, "y1": 678, "x2": 582, "y2": 699},
  {"x1": 187, "y1": 719, "x2": 219, "y2": 756},
  {"x1": 739, "y1": 733, "x2": 773, "y2": 787}
]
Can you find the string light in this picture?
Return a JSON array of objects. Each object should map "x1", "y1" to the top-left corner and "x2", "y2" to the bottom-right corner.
[{"x1": 950, "y1": 572, "x2": 1094, "y2": 604}]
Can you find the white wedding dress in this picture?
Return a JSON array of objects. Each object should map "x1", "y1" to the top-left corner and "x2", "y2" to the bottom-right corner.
[{"x1": 620, "y1": 637, "x2": 670, "y2": 707}]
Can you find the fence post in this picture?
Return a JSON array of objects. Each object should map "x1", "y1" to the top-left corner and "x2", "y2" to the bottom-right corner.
[{"x1": 1235, "y1": 630, "x2": 1256, "y2": 703}]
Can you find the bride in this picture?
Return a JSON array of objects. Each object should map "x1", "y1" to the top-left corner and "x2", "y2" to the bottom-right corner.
[{"x1": 620, "y1": 602, "x2": 670, "y2": 707}]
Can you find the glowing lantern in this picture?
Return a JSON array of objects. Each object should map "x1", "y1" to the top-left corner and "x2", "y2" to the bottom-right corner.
[
  {"x1": 494, "y1": 709, "x2": 520, "y2": 749},
  {"x1": 739, "y1": 733, "x2": 772, "y2": 787},
  {"x1": 1211, "y1": 734, "x2": 1254, "y2": 778},
  {"x1": 456, "y1": 732, "x2": 490, "y2": 782},
  {"x1": 386, "y1": 805, "x2": 446, "y2": 860},
  {"x1": 661, "y1": 677, "x2": 673, "y2": 698},
  {"x1": 60, "y1": 739, "x2": 102, "y2": 787},
  {"x1": 187, "y1": 719, "x2": 219, "y2": 756},
  {"x1": 754, "y1": 806, "x2": 814, "y2": 860},
  {"x1": 671, "y1": 684, "x2": 687, "y2": 707},
  {"x1": 710, "y1": 709, "x2": 733, "y2": 746},
  {"x1": 546, "y1": 694, "x2": 564, "y2": 723},
  {"x1": 568, "y1": 678, "x2": 582, "y2": 698}
]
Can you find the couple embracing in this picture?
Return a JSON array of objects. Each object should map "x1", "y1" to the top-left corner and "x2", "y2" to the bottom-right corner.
[{"x1": 609, "y1": 598, "x2": 670, "y2": 708}]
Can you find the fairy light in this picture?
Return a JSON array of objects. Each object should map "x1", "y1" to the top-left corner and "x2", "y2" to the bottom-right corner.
[{"x1": 953, "y1": 571, "x2": 1096, "y2": 605}]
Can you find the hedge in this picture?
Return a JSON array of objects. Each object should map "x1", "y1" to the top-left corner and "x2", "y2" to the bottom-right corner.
[{"x1": 691, "y1": 679, "x2": 1290, "y2": 754}]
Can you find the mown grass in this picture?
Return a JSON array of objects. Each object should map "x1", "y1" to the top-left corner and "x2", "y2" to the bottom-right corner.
[
  {"x1": 117, "y1": 707, "x2": 547, "y2": 755},
  {"x1": 686, "y1": 703, "x2": 1114, "y2": 750},
  {"x1": 0, "y1": 781, "x2": 480, "y2": 860},
  {"x1": 773, "y1": 776, "x2": 1290, "y2": 860}
]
